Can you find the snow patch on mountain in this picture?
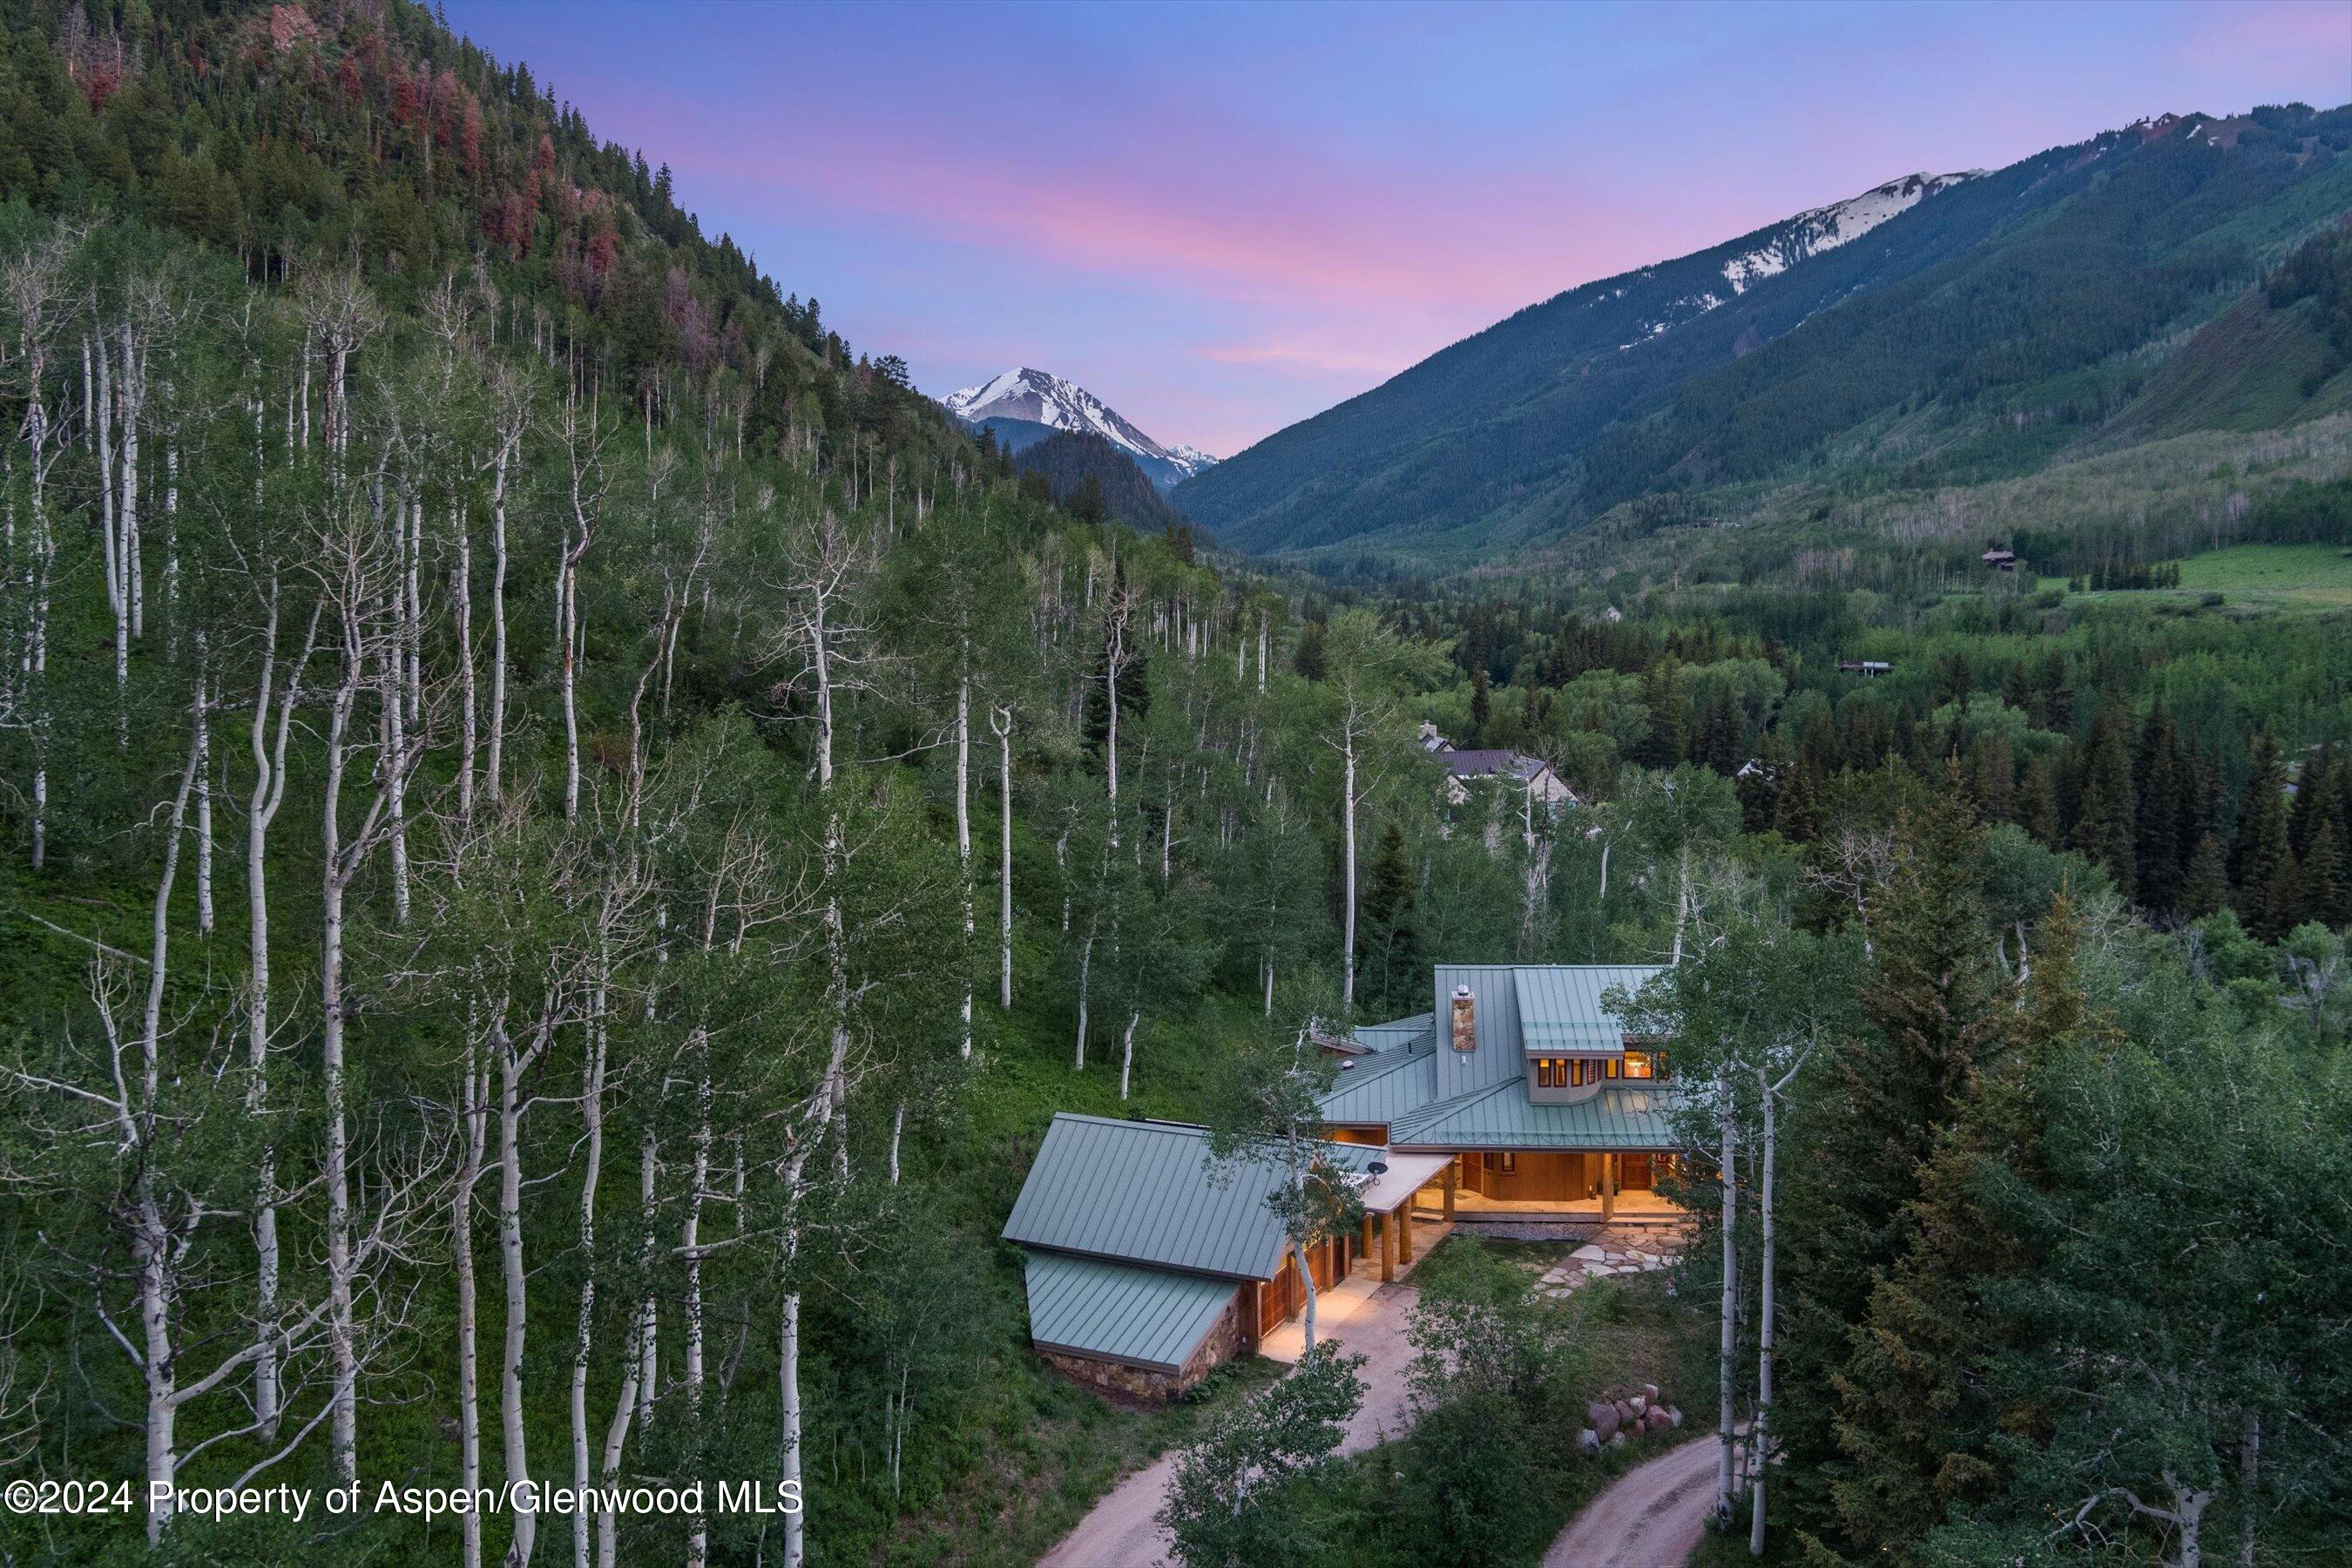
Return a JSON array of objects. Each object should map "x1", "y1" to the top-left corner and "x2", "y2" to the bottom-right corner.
[
  {"x1": 943, "y1": 368, "x2": 1218, "y2": 482},
  {"x1": 1720, "y1": 171, "x2": 1984, "y2": 296}
]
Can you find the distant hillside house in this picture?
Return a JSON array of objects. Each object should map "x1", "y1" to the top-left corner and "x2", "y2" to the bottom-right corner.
[
  {"x1": 1001, "y1": 1115, "x2": 1447, "y2": 1400},
  {"x1": 1440, "y1": 747, "x2": 1578, "y2": 811},
  {"x1": 1837, "y1": 659, "x2": 1893, "y2": 678},
  {"x1": 1318, "y1": 965, "x2": 1686, "y2": 1226},
  {"x1": 1981, "y1": 547, "x2": 2019, "y2": 571}
]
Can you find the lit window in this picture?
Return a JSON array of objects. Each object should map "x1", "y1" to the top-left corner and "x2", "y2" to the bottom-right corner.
[{"x1": 1624, "y1": 1051, "x2": 1661, "y2": 1080}]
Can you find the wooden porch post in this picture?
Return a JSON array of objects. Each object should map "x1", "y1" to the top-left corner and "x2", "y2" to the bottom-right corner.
[
  {"x1": 1602, "y1": 1152, "x2": 1618, "y2": 1221},
  {"x1": 1361, "y1": 1213, "x2": 1375, "y2": 1254},
  {"x1": 1380, "y1": 1209, "x2": 1394, "y2": 1282},
  {"x1": 1400, "y1": 1203, "x2": 1416, "y2": 1265},
  {"x1": 1443, "y1": 1159, "x2": 1457, "y2": 1220}
]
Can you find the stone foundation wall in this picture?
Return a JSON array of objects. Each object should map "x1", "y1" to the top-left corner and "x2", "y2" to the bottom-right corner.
[{"x1": 1041, "y1": 1288, "x2": 1247, "y2": 1403}]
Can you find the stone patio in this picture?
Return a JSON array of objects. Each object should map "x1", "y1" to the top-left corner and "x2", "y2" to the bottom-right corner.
[{"x1": 1537, "y1": 1224, "x2": 1691, "y2": 1298}]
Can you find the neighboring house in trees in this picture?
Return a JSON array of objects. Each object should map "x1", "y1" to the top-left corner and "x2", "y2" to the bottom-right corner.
[
  {"x1": 1418, "y1": 723, "x2": 1578, "y2": 814},
  {"x1": 1005, "y1": 967, "x2": 1687, "y2": 1397}
]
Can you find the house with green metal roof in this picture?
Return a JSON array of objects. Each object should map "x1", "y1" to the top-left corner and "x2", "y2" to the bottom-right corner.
[
  {"x1": 1317, "y1": 963, "x2": 1690, "y2": 1224},
  {"x1": 1001, "y1": 1114, "x2": 1451, "y2": 1398}
]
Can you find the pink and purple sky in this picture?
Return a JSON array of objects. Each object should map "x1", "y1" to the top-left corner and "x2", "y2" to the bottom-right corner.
[{"x1": 450, "y1": 0, "x2": 2352, "y2": 459}]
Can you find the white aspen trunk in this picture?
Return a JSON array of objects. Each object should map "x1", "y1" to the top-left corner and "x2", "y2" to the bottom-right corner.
[
  {"x1": 1598, "y1": 835, "x2": 1613, "y2": 903},
  {"x1": 164, "y1": 441, "x2": 178, "y2": 654},
  {"x1": 995, "y1": 708, "x2": 1013, "y2": 1010},
  {"x1": 455, "y1": 504, "x2": 477, "y2": 821},
  {"x1": 1294, "y1": 1236, "x2": 1320, "y2": 1355},
  {"x1": 405, "y1": 495, "x2": 422, "y2": 723},
  {"x1": 486, "y1": 437, "x2": 512, "y2": 802},
  {"x1": 93, "y1": 334, "x2": 128, "y2": 740},
  {"x1": 1074, "y1": 925, "x2": 1095, "y2": 1071},
  {"x1": 571, "y1": 982, "x2": 608, "y2": 1568},
  {"x1": 561, "y1": 527, "x2": 585, "y2": 821},
  {"x1": 777, "y1": 1010, "x2": 850, "y2": 1568},
  {"x1": 193, "y1": 643, "x2": 214, "y2": 933},
  {"x1": 23, "y1": 380, "x2": 51, "y2": 868},
  {"x1": 779, "y1": 1235, "x2": 806, "y2": 1568},
  {"x1": 244, "y1": 591, "x2": 309, "y2": 1438},
  {"x1": 1119, "y1": 1009, "x2": 1138, "y2": 1100},
  {"x1": 1751, "y1": 1075, "x2": 1776, "y2": 1557},
  {"x1": 1342, "y1": 735, "x2": 1358, "y2": 1014},
  {"x1": 456, "y1": 1038, "x2": 488, "y2": 1568},
  {"x1": 1717, "y1": 1110, "x2": 1739, "y2": 1527},
  {"x1": 595, "y1": 1134, "x2": 655, "y2": 1568},
  {"x1": 138, "y1": 740, "x2": 199, "y2": 1544},
  {"x1": 956, "y1": 672, "x2": 972, "y2": 1058},
  {"x1": 121, "y1": 335, "x2": 143, "y2": 642},
  {"x1": 684, "y1": 1066, "x2": 711, "y2": 1568},
  {"x1": 1671, "y1": 845, "x2": 1692, "y2": 965},
  {"x1": 1256, "y1": 610, "x2": 1267, "y2": 694},
  {"x1": 636, "y1": 1129, "x2": 659, "y2": 1434},
  {"x1": 499, "y1": 1013, "x2": 538, "y2": 1565},
  {"x1": 321, "y1": 646, "x2": 360, "y2": 1485},
  {"x1": 382, "y1": 644, "x2": 411, "y2": 927}
]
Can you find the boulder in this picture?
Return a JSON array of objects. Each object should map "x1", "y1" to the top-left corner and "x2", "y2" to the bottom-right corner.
[
  {"x1": 1640, "y1": 1383, "x2": 1660, "y2": 1404},
  {"x1": 1643, "y1": 1408, "x2": 1673, "y2": 1436},
  {"x1": 1666, "y1": 1406, "x2": 1685, "y2": 1429},
  {"x1": 1607, "y1": 1431, "x2": 1627, "y2": 1450},
  {"x1": 1627, "y1": 1394, "x2": 1648, "y2": 1416},
  {"x1": 1577, "y1": 1428, "x2": 1602, "y2": 1457},
  {"x1": 1590, "y1": 1402, "x2": 1620, "y2": 1440}
]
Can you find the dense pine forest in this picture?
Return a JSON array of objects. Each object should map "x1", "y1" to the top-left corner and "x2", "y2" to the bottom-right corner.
[{"x1": 0, "y1": 4, "x2": 2347, "y2": 1567}]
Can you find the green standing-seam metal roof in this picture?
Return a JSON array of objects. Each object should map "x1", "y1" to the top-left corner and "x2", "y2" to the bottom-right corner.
[
  {"x1": 1351, "y1": 1012, "x2": 1433, "y2": 1053},
  {"x1": 1021, "y1": 1252, "x2": 1239, "y2": 1374},
  {"x1": 1317, "y1": 1043, "x2": 1438, "y2": 1127},
  {"x1": 1004, "y1": 1114, "x2": 1382, "y2": 1281},
  {"x1": 1513, "y1": 965, "x2": 1660, "y2": 1054},
  {"x1": 1389, "y1": 1080, "x2": 1681, "y2": 1151}
]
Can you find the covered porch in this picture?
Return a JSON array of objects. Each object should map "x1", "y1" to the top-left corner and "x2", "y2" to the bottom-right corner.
[{"x1": 1406, "y1": 1151, "x2": 1690, "y2": 1225}]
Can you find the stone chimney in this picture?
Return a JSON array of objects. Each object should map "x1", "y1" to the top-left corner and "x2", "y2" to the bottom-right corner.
[{"x1": 1450, "y1": 984, "x2": 1477, "y2": 1052}]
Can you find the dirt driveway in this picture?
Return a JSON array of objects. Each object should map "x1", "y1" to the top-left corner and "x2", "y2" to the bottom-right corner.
[
  {"x1": 1036, "y1": 1279, "x2": 1423, "y2": 1568},
  {"x1": 1541, "y1": 1432, "x2": 1723, "y2": 1568}
]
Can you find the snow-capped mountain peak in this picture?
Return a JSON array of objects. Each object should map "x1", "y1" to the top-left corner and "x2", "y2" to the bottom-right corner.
[
  {"x1": 943, "y1": 368, "x2": 1218, "y2": 487},
  {"x1": 1719, "y1": 170, "x2": 1985, "y2": 295}
]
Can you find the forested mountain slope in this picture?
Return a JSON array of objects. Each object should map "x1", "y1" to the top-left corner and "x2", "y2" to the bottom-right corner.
[
  {"x1": 1010, "y1": 428, "x2": 1196, "y2": 536},
  {"x1": 1179, "y1": 105, "x2": 2352, "y2": 559}
]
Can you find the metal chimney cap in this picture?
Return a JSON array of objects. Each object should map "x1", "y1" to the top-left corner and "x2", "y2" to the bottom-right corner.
[{"x1": 1453, "y1": 984, "x2": 1473, "y2": 998}]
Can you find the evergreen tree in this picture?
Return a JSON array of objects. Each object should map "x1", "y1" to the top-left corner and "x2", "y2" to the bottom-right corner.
[
  {"x1": 1469, "y1": 664, "x2": 1491, "y2": 742},
  {"x1": 1632, "y1": 659, "x2": 1690, "y2": 767},
  {"x1": 1778, "y1": 780, "x2": 1999, "y2": 1538},
  {"x1": 2071, "y1": 709, "x2": 2136, "y2": 900},
  {"x1": 2232, "y1": 731, "x2": 2293, "y2": 923},
  {"x1": 1355, "y1": 823, "x2": 1424, "y2": 1017},
  {"x1": 2016, "y1": 755, "x2": 2060, "y2": 847},
  {"x1": 1697, "y1": 692, "x2": 1744, "y2": 775},
  {"x1": 1293, "y1": 618, "x2": 1328, "y2": 681},
  {"x1": 1832, "y1": 893, "x2": 2105, "y2": 1551},
  {"x1": 2132, "y1": 703, "x2": 2187, "y2": 916},
  {"x1": 2180, "y1": 833, "x2": 2231, "y2": 920},
  {"x1": 2300, "y1": 818, "x2": 2346, "y2": 929}
]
